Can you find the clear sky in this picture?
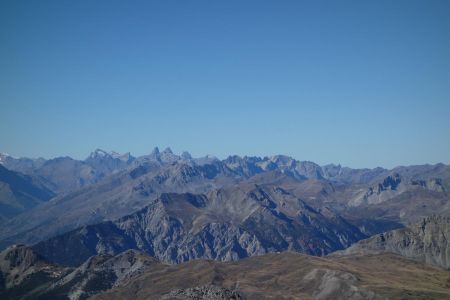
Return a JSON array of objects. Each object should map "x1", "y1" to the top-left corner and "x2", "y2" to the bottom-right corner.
[{"x1": 1, "y1": 0, "x2": 449, "y2": 168}]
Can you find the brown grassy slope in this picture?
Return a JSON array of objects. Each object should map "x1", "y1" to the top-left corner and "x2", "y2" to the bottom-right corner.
[{"x1": 93, "y1": 252, "x2": 450, "y2": 300}]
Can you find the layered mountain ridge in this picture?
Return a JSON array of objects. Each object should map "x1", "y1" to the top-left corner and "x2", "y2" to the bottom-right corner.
[
  {"x1": 31, "y1": 185, "x2": 366, "y2": 266},
  {"x1": 2, "y1": 148, "x2": 449, "y2": 251}
]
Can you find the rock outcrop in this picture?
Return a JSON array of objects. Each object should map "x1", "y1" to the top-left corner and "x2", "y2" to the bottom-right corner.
[
  {"x1": 159, "y1": 285, "x2": 245, "y2": 300},
  {"x1": 341, "y1": 215, "x2": 450, "y2": 268},
  {"x1": 0, "y1": 245, "x2": 157, "y2": 300}
]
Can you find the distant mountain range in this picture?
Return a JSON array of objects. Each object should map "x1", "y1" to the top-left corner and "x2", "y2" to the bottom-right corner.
[
  {"x1": 0, "y1": 148, "x2": 449, "y2": 299},
  {"x1": 1, "y1": 149, "x2": 449, "y2": 250}
]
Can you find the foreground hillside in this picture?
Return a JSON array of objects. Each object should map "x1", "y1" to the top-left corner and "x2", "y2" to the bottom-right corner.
[
  {"x1": 93, "y1": 252, "x2": 450, "y2": 300},
  {"x1": 1, "y1": 245, "x2": 449, "y2": 300}
]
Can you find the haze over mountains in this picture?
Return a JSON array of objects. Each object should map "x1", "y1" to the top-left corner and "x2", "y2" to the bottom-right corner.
[{"x1": 0, "y1": 148, "x2": 450, "y2": 299}]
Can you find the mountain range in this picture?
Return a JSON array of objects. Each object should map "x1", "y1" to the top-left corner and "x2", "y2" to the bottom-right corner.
[{"x1": 0, "y1": 148, "x2": 449, "y2": 299}]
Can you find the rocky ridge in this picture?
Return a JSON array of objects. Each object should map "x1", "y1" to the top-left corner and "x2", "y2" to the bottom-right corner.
[
  {"x1": 31, "y1": 185, "x2": 366, "y2": 266},
  {"x1": 340, "y1": 215, "x2": 450, "y2": 268},
  {"x1": 0, "y1": 245, "x2": 157, "y2": 300},
  {"x1": 159, "y1": 285, "x2": 244, "y2": 300}
]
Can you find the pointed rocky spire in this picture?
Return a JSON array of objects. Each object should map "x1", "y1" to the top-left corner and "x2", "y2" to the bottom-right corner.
[{"x1": 150, "y1": 147, "x2": 160, "y2": 156}]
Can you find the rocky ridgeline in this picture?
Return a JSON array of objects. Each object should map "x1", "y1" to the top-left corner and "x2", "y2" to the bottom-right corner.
[
  {"x1": 31, "y1": 187, "x2": 366, "y2": 267},
  {"x1": 0, "y1": 245, "x2": 157, "y2": 300},
  {"x1": 342, "y1": 215, "x2": 450, "y2": 268}
]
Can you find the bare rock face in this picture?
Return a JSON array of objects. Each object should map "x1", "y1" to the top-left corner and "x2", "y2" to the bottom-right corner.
[
  {"x1": 342, "y1": 215, "x2": 450, "y2": 268},
  {"x1": 159, "y1": 285, "x2": 245, "y2": 300},
  {"x1": 411, "y1": 178, "x2": 445, "y2": 192}
]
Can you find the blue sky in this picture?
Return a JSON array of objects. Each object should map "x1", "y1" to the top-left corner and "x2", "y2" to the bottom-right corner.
[{"x1": 1, "y1": 0, "x2": 449, "y2": 168}]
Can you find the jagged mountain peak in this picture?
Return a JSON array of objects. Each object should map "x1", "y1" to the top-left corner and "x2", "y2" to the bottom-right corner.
[
  {"x1": 89, "y1": 148, "x2": 120, "y2": 159},
  {"x1": 269, "y1": 154, "x2": 296, "y2": 165},
  {"x1": 90, "y1": 148, "x2": 110, "y2": 157},
  {"x1": 151, "y1": 147, "x2": 160, "y2": 155},
  {"x1": 145, "y1": 146, "x2": 180, "y2": 163},
  {"x1": 88, "y1": 149, "x2": 132, "y2": 160},
  {"x1": 181, "y1": 151, "x2": 192, "y2": 160},
  {"x1": 162, "y1": 147, "x2": 173, "y2": 154}
]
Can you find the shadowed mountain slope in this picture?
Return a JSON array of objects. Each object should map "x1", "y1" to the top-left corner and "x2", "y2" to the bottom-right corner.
[
  {"x1": 0, "y1": 151, "x2": 449, "y2": 255},
  {"x1": 0, "y1": 165, "x2": 54, "y2": 222}
]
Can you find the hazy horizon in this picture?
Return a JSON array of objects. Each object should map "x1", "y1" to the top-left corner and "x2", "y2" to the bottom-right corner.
[{"x1": 1, "y1": 0, "x2": 449, "y2": 168}]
